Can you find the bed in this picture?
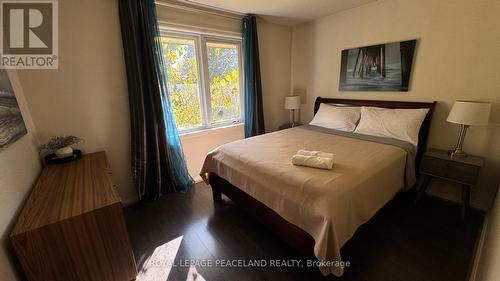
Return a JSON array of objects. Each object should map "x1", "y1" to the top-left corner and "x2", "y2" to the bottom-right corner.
[{"x1": 200, "y1": 97, "x2": 436, "y2": 276}]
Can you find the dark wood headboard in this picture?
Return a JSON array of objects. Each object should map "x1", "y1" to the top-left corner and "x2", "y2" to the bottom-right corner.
[{"x1": 314, "y1": 97, "x2": 437, "y2": 175}]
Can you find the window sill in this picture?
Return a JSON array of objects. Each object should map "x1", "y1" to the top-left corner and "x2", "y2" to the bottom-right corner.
[{"x1": 179, "y1": 122, "x2": 244, "y2": 137}]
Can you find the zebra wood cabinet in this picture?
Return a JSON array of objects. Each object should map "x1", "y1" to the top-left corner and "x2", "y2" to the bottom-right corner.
[{"x1": 11, "y1": 152, "x2": 137, "y2": 281}]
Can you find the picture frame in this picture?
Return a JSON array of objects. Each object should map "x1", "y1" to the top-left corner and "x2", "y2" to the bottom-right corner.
[
  {"x1": 339, "y1": 40, "x2": 417, "y2": 91},
  {"x1": 0, "y1": 69, "x2": 27, "y2": 149}
]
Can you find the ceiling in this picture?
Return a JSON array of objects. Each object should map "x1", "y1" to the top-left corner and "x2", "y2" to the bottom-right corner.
[{"x1": 181, "y1": 0, "x2": 377, "y2": 25}]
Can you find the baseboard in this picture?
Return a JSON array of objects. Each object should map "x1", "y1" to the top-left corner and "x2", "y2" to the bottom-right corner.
[
  {"x1": 193, "y1": 175, "x2": 203, "y2": 183},
  {"x1": 468, "y1": 211, "x2": 489, "y2": 281}
]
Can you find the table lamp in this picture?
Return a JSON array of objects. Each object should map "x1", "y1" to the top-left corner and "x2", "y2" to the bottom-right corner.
[
  {"x1": 446, "y1": 100, "x2": 491, "y2": 157},
  {"x1": 285, "y1": 95, "x2": 301, "y2": 127}
]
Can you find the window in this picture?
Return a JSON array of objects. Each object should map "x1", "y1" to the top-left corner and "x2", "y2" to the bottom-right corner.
[{"x1": 162, "y1": 31, "x2": 243, "y2": 132}]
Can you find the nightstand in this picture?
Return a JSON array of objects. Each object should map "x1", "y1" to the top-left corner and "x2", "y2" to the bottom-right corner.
[
  {"x1": 278, "y1": 123, "x2": 302, "y2": 130},
  {"x1": 416, "y1": 148, "x2": 484, "y2": 218}
]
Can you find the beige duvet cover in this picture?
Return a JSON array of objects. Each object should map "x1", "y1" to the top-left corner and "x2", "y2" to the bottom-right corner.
[{"x1": 200, "y1": 126, "x2": 407, "y2": 276}]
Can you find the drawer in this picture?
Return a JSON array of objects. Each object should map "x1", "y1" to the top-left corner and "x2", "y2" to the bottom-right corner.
[{"x1": 420, "y1": 156, "x2": 480, "y2": 185}]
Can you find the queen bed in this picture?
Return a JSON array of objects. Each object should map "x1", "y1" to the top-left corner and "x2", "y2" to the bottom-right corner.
[{"x1": 200, "y1": 97, "x2": 436, "y2": 276}]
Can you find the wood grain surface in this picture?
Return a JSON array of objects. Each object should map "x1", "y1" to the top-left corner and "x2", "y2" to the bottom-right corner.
[
  {"x1": 12, "y1": 152, "x2": 120, "y2": 235},
  {"x1": 11, "y1": 151, "x2": 137, "y2": 281}
]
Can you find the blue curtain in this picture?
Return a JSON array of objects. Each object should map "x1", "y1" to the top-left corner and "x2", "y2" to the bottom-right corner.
[
  {"x1": 119, "y1": 0, "x2": 193, "y2": 201},
  {"x1": 242, "y1": 15, "x2": 265, "y2": 137}
]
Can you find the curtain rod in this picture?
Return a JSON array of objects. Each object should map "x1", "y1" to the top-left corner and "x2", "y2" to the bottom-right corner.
[{"x1": 155, "y1": 0, "x2": 245, "y2": 20}]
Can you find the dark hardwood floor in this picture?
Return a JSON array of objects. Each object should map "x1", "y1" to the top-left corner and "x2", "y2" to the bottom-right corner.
[{"x1": 124, "y1": 183, "x2": 484, "y2": 281}]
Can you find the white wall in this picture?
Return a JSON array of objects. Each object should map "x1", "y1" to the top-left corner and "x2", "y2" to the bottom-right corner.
[
  {"x1": 0, "y1": 71, "x2": 41, "y2": 281},
  {"x1": 17, "y1": 0, "x2": 136, "y2": 204},
  {"x1": 291, "y1": 0, "x2": 500, "y2": 210},
  {"x1": 181, "y1": 124, "x2": 244, "y2": 182},
  {"x1": 477, "y1": 189, "x2": 500, "y2": 281},
  {"x1": 257, "y1": 17, "x2": 293, "y2": 132}
]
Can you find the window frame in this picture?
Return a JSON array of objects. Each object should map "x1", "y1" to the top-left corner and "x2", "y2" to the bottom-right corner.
[{"x1": 160, "y1": 29, "x2": 244, "y2": 134}]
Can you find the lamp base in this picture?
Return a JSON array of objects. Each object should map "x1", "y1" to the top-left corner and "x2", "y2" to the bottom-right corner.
[
  {"x1": 449, "y1": 124, "x2": 469, "y2": 158},
  {"x1": 449, "y1": 149, "x2": 467, "y2": 158}
]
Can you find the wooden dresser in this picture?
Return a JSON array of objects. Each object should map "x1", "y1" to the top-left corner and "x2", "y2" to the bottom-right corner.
[{"x1": 11, "y1": 152, "x2": 137, "y2": 281}]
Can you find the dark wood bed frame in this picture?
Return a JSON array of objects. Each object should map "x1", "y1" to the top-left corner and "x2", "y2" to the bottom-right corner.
[{"x1": 209, "y1": 97, "x2": 437, "y2": 260}]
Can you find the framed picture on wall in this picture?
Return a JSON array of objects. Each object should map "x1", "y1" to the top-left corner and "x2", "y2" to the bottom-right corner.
[
  {"x1": 339, "y1": 39, "x2": 416, "y2": 91},
  {"x1": 0, "y1": 69, "x2": 27, "y2": 149}
]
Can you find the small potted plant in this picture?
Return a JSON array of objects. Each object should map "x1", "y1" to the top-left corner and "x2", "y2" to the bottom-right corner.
[{"x1": 40, "y1": 135, "x2": 83, "y2": 158}]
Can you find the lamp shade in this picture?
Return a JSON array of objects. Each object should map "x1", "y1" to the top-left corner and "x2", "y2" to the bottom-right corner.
[
  {"x1": 446, "y1": 101, "x2": 491, "y2": 126},
  {"x1": 284, "y1": 96, "x2": 301, "y2": 110}
]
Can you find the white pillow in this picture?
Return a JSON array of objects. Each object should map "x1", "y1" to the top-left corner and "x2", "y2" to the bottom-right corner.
[
  {"x1": 354, "y1": 106, "x2": 429, "y2": 146},
  {"x1": 309, "y1": 103, "x2": 361, "y2": 132}
]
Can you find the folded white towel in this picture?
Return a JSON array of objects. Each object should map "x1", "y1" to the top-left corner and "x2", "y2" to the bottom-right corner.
[
  {"x1": 291, "y1": 154, "x2": 334, "y2": 170},
  {"x1": 297, "y1": 149, "x2": 334, "y2": 159}
]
